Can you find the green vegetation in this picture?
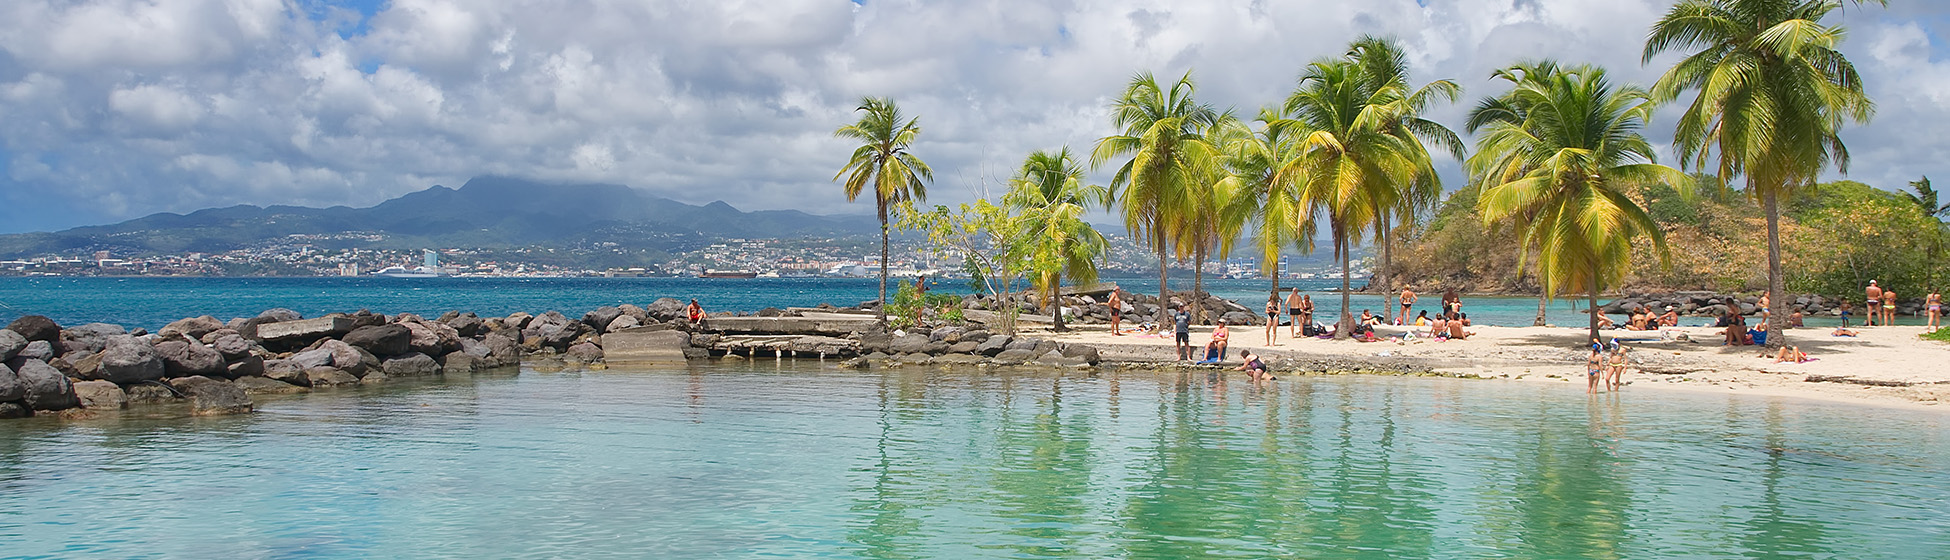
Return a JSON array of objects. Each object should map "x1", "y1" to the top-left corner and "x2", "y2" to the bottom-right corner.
[
  {"x1": 834, "y1": 97, "x2": 934, "y2": 325},
  {"x1": 1004, "y1": 148, "x2": 1109, "y2": 332},
  {"x1": 886, "y1": 281, "x2": 962, "y2": 331}
]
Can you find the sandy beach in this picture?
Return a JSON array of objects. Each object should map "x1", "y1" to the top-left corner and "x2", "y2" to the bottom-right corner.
[{"x1": 1042, "y1": 322, "x2": 1950, "y2": 411}]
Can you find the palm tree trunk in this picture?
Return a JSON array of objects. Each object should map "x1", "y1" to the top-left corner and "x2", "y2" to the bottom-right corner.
[
  {"x1": 877, "y1": 201, "x2": 890, "y2": 325},
  {"x1": 1379, "y1": 218, "x2": 1393, "y2": 322},
  {"x1": 1588, "y1": 274, "x2": 1601, "y2": 344},
  {"x1": 1270, "y1": 259, "x2": 1282, "y2": 334},
  {"x1": 1157, "y1": 241, "x2": 1170, "y2": 316},
  {"x1": 1337, "y1": 235, "x2": 1353, "y2": 339},
  {"x1": 1763, "y1": 190, "x2": 1786, "y2": 348},
  {"x1": 1050, "y1": 274, "x2": 1066, "y2": 332},
  {"x1": 1535, "y1": 292, "x2": 1549, "y2": 327}
]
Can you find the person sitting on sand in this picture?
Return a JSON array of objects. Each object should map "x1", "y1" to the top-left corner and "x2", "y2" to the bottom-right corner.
[
  {"x1": 1428, "y1": 314, "x2": 1448, "y2": 339},
  {"x1": 1831, "y1": 326, "x2": 1859, "y2": 337},
  {"x1": 1587, "y1": 344, "x2": 1604, "y2": 394},
  {"x1": 1747, "y1": 318, "x2": 1769, "y2": 347},
  {"x1": 1233, "y1": 350, "x2": 1272, "y2": 381},
  {"x1": 1446, "y1": 317, "x2": 1475, "y2": 340},
  {"x1": 1413, "y1": 310, "x2": 1430, "y2": 326},
  {"x1": 1773, "y1": 346, "x2": 1812, "y2": 364},
  {"x1": 1657, "y1": 306, "x2": 1679, "y2": 327},
  {"x1": 1458, "y1": 312, "x2": 1472, "y2": 327},
  {"x1": 1597, "y1": 314, "x2": 1617, "y2": 329},
  {"x1": 1723, "y1": 310, "x2": 1748, "y2": 346},
  {"x1": 686, "y1": 299, "x2": 707, "y2": 327},
  {"x1": 1360, "y1": 309, "x2": 1380, "y2": 326},
  {"x1": 1628, "y1": 309, "x2": 1648, "y2": 331},
  {"x1": 1788, "y1": 309, "x2": 1804, "y2": 328}
]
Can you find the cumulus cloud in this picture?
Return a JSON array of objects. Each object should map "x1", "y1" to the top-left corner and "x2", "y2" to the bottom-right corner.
[{"x1": 0, "y1": 0, "x2": 1942, "y2": 233}]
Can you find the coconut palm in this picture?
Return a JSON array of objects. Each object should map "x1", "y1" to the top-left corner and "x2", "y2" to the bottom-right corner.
[
  {"x1": 1172, "y1": 115, "x2": 1250, "y2": 324},
  {"x1": 1091, "y1": 71, "x2": 1223, "y2": 312},
  {"x1": 1346, "y1": 37, "x2": 1464, "y2": 317},
  {"x1": 1471, "y1": 62, "x2": 1687, "y2": 341},
  {"x1": 1004, "y1": 148, "x2": 1110, "y2": 331},
  {"x1": 1282, "y1": 55, "x2": 1426, "y2": 338},
  {"x1": 834, "y1": 96, "x2": 934, "y2": 324},
  {"x1": 1905, "y1": 177, "x2": 1950, "y2": 218},
  {"x1": 1218, "y1": 108, "x2": 1317, "y2": 324},
  {"x1": 1644, "y1": 0, "x2": 1881, "y2": 345},
  {"x1": 1467, "y1": 60, "x2": 1571, "y2": 327}
]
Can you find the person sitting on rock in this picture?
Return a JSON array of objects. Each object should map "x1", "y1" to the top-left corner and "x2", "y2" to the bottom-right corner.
[
  {"x1": 686, "y1": 299, "x2": 707, "y2": 327},
  {"x1": 1200, "y1": 319, "x2": 1230, "y2": 362}
]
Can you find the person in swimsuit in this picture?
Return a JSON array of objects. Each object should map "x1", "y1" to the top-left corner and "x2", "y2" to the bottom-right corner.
[
  {"x1": 1286, "y1": 288, "x2": 1304, "y2": 336},
  {"x1": 1413, "y1": 310, "x2": 1430, "y2": 326},
  {"x1": 1883, "y1": 289, "x2": 1898, "y2": 327},
  {"x1": 1399, "y1": 288, "x2": 1417, "y2": 325},
  {"x1": 1607, "y1": 345, "x2": 1627, "y2": 391},
  {"x1": 1264, "y1": 294, "x2": 1282, "y2": 345},
  {"x1": 1866, "y1": 280, "x2": 1882, "y2": 326},
  {"x1": 1658, "y1": 306, "x2": 1679, "y2": 327},
  {"x1": 1208, "y1": 319, "x2": 1230, "y2": 362},
  {"x1": 1107, "y1": 289, "x2": 1124, "y2": 335},
  {"x1": 1359, "y1": 309, "x2": 1379, "y2": 326},
  {"x1": 1839, "y1": 300, "x2": 1854, "y2": 327},
  {"x1": 1927, "y1": 291, "x2": 1942, "y2": 330},
  {"x1": 1173, "y1": 306, "x2": 1193, "y2": 361},
  {"x1": 686, "y1": 299, "x2": 707, "y2": 327},
  {"x1": 1234, "y1": 350, "x2": 1271, "y2": 382},
  {"x1": 1299, "y1": 295, "x2": 1315, "y2": 336},
  {"x1": 1758, "y1": 293, "x2": 1771, "y2": 320},
  {"x1": 1773, "y1": 346, "x2": 1811, "y2": 364},
  {"x1": 1587, "y1": 342, "x2": 1604, "y2": 394}
]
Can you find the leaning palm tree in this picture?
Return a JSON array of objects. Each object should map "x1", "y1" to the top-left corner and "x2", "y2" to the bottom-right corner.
[
  {"x1": 1472, "y1": 62, "x2": 1687, "y2": 342},
  {"x1": 834, "y1": 97, "x2": 934, "y2": 324},
  {"x1": 1283, "y1": 57, "x2": 1422, "y2": 338},
  {"x1": 1219, "y1": 108, "x2": 1317, "y2": 321},
  {"x1": 1644, "y1": 0, "x2": 1881, "y2": 346},
  {"x1": 1173, "y1": 114, "x2": 1248, "y2": 324},
  {"x1": 1091, "y1": 71, "x2": 1223, "y2": 311},
  {"x1": 1467, "y1": 60, "x2": 1569, "y2": 327},
  {"x1": 1905, "y1": 177, "x2": 1950, "y2": 218},
  {"x1": 1004, "y1": 148, "x2": 1111, "y2": 331},
  {"x1": 1346, "y1": 37, "x2": 1464, "y2": 316}
]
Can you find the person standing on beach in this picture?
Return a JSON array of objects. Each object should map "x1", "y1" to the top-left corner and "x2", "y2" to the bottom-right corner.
[
  {"x1": 1587, "y1": 341, "x2": 1604, "y2": 394},
  {"x1": 1173, "y1": 306, "x2": 1193, "y2": 361},
  {"x1": 1866, "y1": 281, "x2": 1882, "y2": 326},
  {"x1": 1883, "y1": 288, "x2": 1898, "y2": 326},
  {"x1": 1607, "y1": 345, "x2": 1628, "y2": 391},
  {"x1": 1107, "y1": 289, "x2": 1124, "y2": 336},
  {"x1": 1299, "y1": 295, "x2": 1315, "y2": 336},
  {"x1": 1399, "y1": 288, "x2": 1417, "y2": 325},
  {"x1": 1286, "y1": 288, "x2": 1304, "y2": 337},
  {"x1": 1264, "y1": 293, "x2": 1281, "y2": 346},
  {"x1": 1927, "y1": 290, "x2": 1942, "y2": 330},
  {"x1": 1839, "y1": 300, "x2": 1854, "y2": 327}
]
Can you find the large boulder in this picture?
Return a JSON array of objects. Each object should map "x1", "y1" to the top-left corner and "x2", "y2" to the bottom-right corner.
[
  {"x1": 539, "y1": 321, "x2": 589, "y2": 350},
  {"x1": 565, "y1": 342, "x2": 604, "y2": 364},
  {"x1": 320, "y1": 340, "x2": 367, "y2": 377},
  {"x1": 263, "y1": 359, "x2": 309, "y2": 386},
  {"x1": 975, "y1": 335, "x2": 1012, "y2": 357},
  {"x1": 233, "y1": 376, "x2": 306, "y2": 394},
  {"x1": 583, "y1": 306, "x2": 624, "y2": 332},
  {"x1": 605, "y1": 315, "x2": 641, "y2": 333},
  {"x1": 1059, "y1": 344, "x2": 1101, "y2": 365},
  {"x1": 155, "y1": 339, "x2": 226, "y2": 377},
  {"x1": 95, "y1": 335, "x2": 165, "y2": 385},
  {"x1": 304, "y1": 367, "x2": 359, "y2": 387},
  {"x1": 645, "y1": 298, "x2": 687, "y2": 322},
  {"x1": 444, "y1": 313, "x2": 484, "y2": 338},
  {"x1": 342, "y1": 324, "x2": 412, "y2": 356},
  {"x1": 60, "y1": 323, "x2": 126, "y2": 355},
  {"x1": 402, "y1": 321, "x2": 461, "y2": 356},
  {"x1": 7, "y1": 358, "x2": 78, "y2": 411},
  {"x1": 290, "y1": 348, "x2": 336, "y2": 370},
  {"x1": 1220, "y1": 311, "x2": 1259, "y2": 327},
  {"x1": 0, "y1": 329, "x2": 24, "y2": 361},
  {"x1": 72, "y1": 380, "x2": 128, "y2": 410},
  {"x1": 889, "y1": 334, "x2": 934, "y2": 355},
  {"x1": 482, "y1": 333, "x2": 519, "y2": 367},
  {"x1": 254, "y1": 316, "x2": 353, "y2": 345},
  {"x1": 381, "y1": 352, "x2": 441, "y2": 377},
  {"x1": 600, "y1": 329, "x2": 691, "y2": 364},
  {"x1": 226, "y1": 355, "x2": 266, "y2": 378},
  {"x1": 159, "y1": 315, "x2": 226, "y2": 339},
  {"x1": 17, "y1": 341, "x2": 53, "y2": 362},
  {"x1": 5, "y1": 316, "x2": 61, "y2": 344},
  {"x1": 617, "y1": 304, "x2": 650, "y2": 324},
  {"x1": 440, "y1": 352, "x2": 479, "y2": 375},
  {"x1": 0, "y1": 402, "x2": 28, "y2": 419},
  {"x1": 992, "y1": 348, "x2": 1037, "y2": 365},
  {"x1": 165, "y1": 376, "x2": 252, "y2": 415},
  {"x1": 210, "y1": 332, "x2": 253, "y2": 359},
  {"x1": 257, "y1": 308, "x2": 304, "y2": 322},
  {"x1": 0, "y1": 361, "x2": 21, "y2": 402}
]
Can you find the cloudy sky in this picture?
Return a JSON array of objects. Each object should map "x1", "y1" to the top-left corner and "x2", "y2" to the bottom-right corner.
[{"x1": 0, "y1": 0, "x2": 1943, "y2": 233}]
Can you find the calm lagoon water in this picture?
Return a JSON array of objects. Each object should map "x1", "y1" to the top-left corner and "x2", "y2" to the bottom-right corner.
[{"x1": 2, "y1": 363, "x2": 1946, "y2": 559}]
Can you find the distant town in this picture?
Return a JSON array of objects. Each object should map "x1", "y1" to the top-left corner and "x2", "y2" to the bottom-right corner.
[{"x1": 0, "y1": 231, "x2": 1368, "y2": 280}]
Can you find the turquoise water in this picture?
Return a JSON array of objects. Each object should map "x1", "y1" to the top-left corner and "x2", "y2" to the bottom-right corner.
[
  {"x1": 2, "y1": 364, "x2": 1945, "y2": 558},
  {"x1": 0, "y1": 277, "x2": 1687, "y2": 330}
]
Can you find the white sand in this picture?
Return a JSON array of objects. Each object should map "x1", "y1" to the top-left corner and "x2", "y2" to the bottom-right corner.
[{"x1": 1039, "y1": 322, "x2": 1950, "y2": 411}]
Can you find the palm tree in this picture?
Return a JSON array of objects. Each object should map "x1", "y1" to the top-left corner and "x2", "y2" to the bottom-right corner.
[
  {"x1": 1905, "y1": 177, "x2": 1950, "y2": 218},
  {"x1": 834, "y1": 97, "x2": 934, "y2": 324},
  {"x1": 1282, "y1": 51, "x2": 1429, "y2": 338},
  {"x1": 1218, "y1": 108, "x2": 1316, "y2": 325},
  {"x1": 1644, "y1": 0, "x2": 1882, "y2": 346},
  {"x1": 1004, "y1": 148, "x2": 1110, "y2": 331},
  {"x1": 1174, "y1": 115, "x2": 1249, "y2": 324},
  {"x1": 1467, "y1": 60, "x2": 1569, "y2": 327},
  {"x1": 1091, "y1": 71, "x2": 1223, "y2": 313},
  {"x1": 1471, "y1": 62, "x2": 1686, "y2": 341},
  {"x1": 1346, "y1": 37, "x2": 1464, "y2": 318}
]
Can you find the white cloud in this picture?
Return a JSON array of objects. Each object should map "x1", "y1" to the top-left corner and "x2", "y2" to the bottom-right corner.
[{"x1": 0, "y1": 0, "x2": 1943, "y2": 233}]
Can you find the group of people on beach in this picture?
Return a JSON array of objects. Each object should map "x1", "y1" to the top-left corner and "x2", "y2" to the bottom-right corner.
[
  {"x1": 1587, "y1": 338, "x2": 1628, "y2": 394},
  {"x1": 1854, "y1": 280, "x2": 1943, "y2": 330}
]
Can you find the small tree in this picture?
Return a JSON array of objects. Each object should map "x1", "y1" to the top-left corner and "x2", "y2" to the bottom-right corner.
[{"x1": 898, "y1": 200, "x2": 1029, "y2": 335}]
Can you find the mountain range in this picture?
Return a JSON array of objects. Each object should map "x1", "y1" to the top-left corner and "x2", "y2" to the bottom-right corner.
[{"x1": 0, "y1": 176, "x2": 880, "y2": 258}]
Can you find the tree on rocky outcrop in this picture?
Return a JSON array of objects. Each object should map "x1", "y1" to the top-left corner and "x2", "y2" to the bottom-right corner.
[
  {"x1": 1004, "y1": 148, "x2": 1108, "y2": 332},
  {"x1": 833, "y1": 96, "x2": 933, "y2": 326}
]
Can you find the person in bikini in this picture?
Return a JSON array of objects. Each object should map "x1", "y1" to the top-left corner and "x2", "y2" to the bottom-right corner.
[
  {"x1": 1866, "y1": 280, "x2": 1882, "y2": 326},
  {"x1": 1264, "y1": 293, "x2": 1282, "y2": 346},
  {"x1": 1587, "y1": 341, "x2": 1604, "y2": 394},
  {"x1": 1200, "y1": 319, "x2": 1232, "y2": 363},
  {"x1": 1607, "y1": 345, "x2": 1628, "y2": 391},
  {"x1": 1399, "y1": 287, "x2": 1417, "y2": 325},
  {"x1": 1927, "y1": 290, "x2": 1942, "y2": 330},
  {"x1": 1883, "y1": 288, "x2": 1898, "y2": 327},
  {"x1": 1773, "y1": 346, "x2": 1812, "y2": 364},
  {"x1": 1107, "y1": 289, "x2": 1124, "y2": 335},
  {"x1": 1286, "y1": 288, "x2": 1305, "y2": 336}
]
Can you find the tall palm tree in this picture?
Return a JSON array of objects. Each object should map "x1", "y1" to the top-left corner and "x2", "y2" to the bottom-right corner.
[
  {"x1": 834, "y1": 97, "x2": 934, "y2": 324},
  {"x1": 1471, "y1": 62, "x2": 1686, "y2": 341},
  {"x1": 1219, "y1": 108, "x2": 1316, "y2": 323},
  {"x1": 1005, "y1": 148, "x2": 1110, "y2": 331},
  {"x1": 1468, "y1": 60, "x2": 1569, "y2": 327},
  {"x1": 1282, "y1": 53, "x2": 1426, "y2": 338},
  {"x1": 1092, "y1": 71, "x2": 1223, "y2": 312},
  {"x1": 1174, "y1": 115, "x2": 1249, "y2": 324},
  {"x1": 1905, "y1": 177, "x2": 1950, "y2": 218},
  {"x1": 1346, "y1": 37, "x2": 1464, "y2": 317},
  {"x1": 1644, "y1": 0, "x2": 1881, "y2": 346}
]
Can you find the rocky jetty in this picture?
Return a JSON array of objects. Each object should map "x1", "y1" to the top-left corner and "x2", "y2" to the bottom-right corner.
[
  {"x1": 1601, "y1": 291, "x2": 1925, "y2": 317},
  {"x1": 0, "y1": 294, "x2": 1138, "y2": 420},
  {"x1": 948, "y1": 287, "x2": 1265, "y2": 327}
]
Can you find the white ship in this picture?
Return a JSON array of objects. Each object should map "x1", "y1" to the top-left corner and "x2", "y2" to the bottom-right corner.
[{"x1": 373, "y1": 265, "x2": 443, "y2": 278}]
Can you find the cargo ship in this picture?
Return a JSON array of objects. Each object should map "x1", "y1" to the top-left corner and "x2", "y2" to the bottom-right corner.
[{"x1": 699, "y1": 270, "x2": 758, "y2": 279}]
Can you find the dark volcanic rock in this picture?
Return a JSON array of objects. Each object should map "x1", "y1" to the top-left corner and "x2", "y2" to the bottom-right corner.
[
  {"x1": 304, "y1": 367, "x2": 360, "y2": 387},
  {"x1": 975, "y1": 335, "x2": 1012, "y2": 357},
  {"x1": 17, "y1": 341, "x2": 53, "y2": 362},
  {"x1": 445, "y1": 313, "x2": 484, "y2": 338},
  {"x1": 155, "y1": 339, "x2": 226, "y2": 377},
  {"x1": 96, "y1": 335, "x2": 166, "y2": 385},
  {"x1": 0, "y1": 402, "x2": 28, "y2": 418},
  {"x1": 889, "y1": 334, "x2": 934, "y2": 355},
  {"x1": 166, "y1": 376, "x2": 252, "y2": 415},
  {"x1": 61, "y1": 323, "x2": 126, "y2": 355},
  {"x1": 992, "y1": 348, "x2": 1036, "y2": 365},
  {"x1": 440, "y1": 352, "x2": 479, "y2": 374},
  {"x1": 565, "y1": 342, "x2": 604, "y2": 364},
  {"x1": 211, "y1": 332, "x2": 253, "y2": 359},
  {"x1": 72, "y1": 380, "x2": 128, "y2": 410},
  {"x1": 0, "y1": 361, "x2": 21, "y2": 402},
  {"x1": 605, "y1": 315, "x2": 641, "y2": 332},
  {"x1": 402, "y1": 320, "x2": 461, "y2": 355},
  {"x1": 583, "y1": 307, "x2": 624, "y2": 332},
  {"x1": 342, "y1": 324, "x2": 412, "y2": 356},
  {"x1": 1060, "y1": 344, "x2": 1101, "y2": 365},
  {"x1": 5, "y1": 316, "x2": 61, "y2": 344},
  {"x1": 381, "y1": 352, "x2": 441, "y2": 377},
  {"x1": 263, "y1": 360, "x2": 308, "y2": 386},
  {"x1": 234, "y1": 376, "x2": 307, "y2": 394},
  {"x1": 257, "y1": 308, "x2": 303, "y2": 322},
  {"x1": 8, "y1": 358, "x2": 78, "y2": 411},
  {"x1": 159, "y1": 315, "x2": 226, "y2": 339},
  {"x1": 124, "y1": 384, "x2": 179, "y2": 405},
  {"x1": 320, "y1": 340, "x2": 367, "y2": 377},
  {"x1": 226, "y1": 355, "x2": 266, "y2": 378},
  {"x1": 645, "y1": 298, "x2": 686, "y2": 322},
  {"x1": 0, "y1": 329, "x2": 24, "y2": 361}
]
